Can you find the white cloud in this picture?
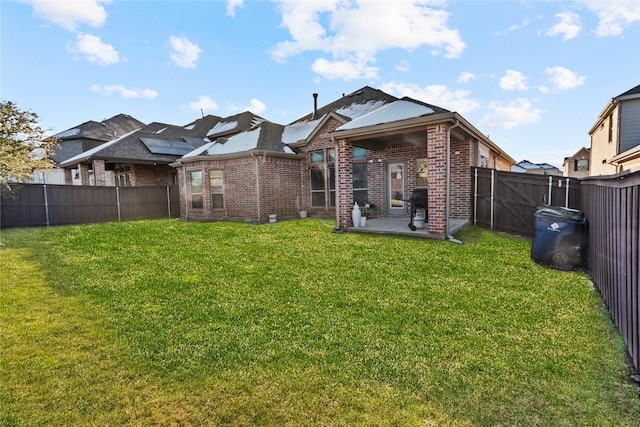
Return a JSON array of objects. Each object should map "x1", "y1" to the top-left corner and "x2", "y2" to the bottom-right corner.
[
  {"x1": 380, "y1": 81, "x2": 480, "y2": 114},
  {"x1": 396, "y1": 60, "x2": 410, "y2": 72},
  {"x1": 493, "y1": 18, "x2": 532, "y2": 36},
  {"x1": 481, "y1": 98, "x2": 543, "y2": 130},
  {"x1": 67, "y1": 33, "x2": 119, "y2": 65},
  {"x1": 226, "y1": 0, "x2": 243, "y2": 17},
  {"x1": 312, "y1": 57, "x2": 378, "y2": 80},
  {"x1": 227, "y1": 98, "x2": 267, "y2": 115},
  {"x1": 499, "y1": 70, "x2": 529, "y2": 91},
  {"x1": 270, "y1": 0, "x2": 465, "y2": 80},
  {"x1": 188, "y1": 96, "x2": 218, "y2": 112},
  {"x1": 580, "y1": 0, "x2": 640, "y2": 37},
  {"x1": 246, "y1": 99, "x2": 267, "y2": 114},
  {"x1": 457, "y1": 72, "x2": 476, "y2": 84},
  {"x1": 21, "y1": 0, "x2": 110, "y2": 32},
  {"x1": 546, "y1": 11, "x2": 582, "y2": 40},
  {"x1": 90, "y1": 84, "x2": 158, "y2": 99},
  {"x1": 544, "y1": 66, "x2": 586, "y2": 91},
  {"x1": 169, "y1": 36, "x2": 202, "y2": 69}
]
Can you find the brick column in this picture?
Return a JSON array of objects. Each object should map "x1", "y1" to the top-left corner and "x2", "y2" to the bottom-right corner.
[
  {"x1": 427, "y1": 124, "x2": 447, "y2": 236},
  {"x1": 93, "y1": 160, "x2": 107, "y2": 186},
  {"x1": 337, "y1": 139, "x2": 353, "y2": 228},
  {"x1": 79, "y1": 164, "x2": 90, "y2": 186},
  {"x1": 63, "y1": 169, "x2": 73, "y2": 185}
]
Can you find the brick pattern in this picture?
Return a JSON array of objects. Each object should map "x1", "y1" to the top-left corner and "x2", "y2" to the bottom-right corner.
[
  {"x1": 450, "y1": 138, "x2": 472, "y2": 220},
  {"x1": 175, "y1": 119, "x2": 487, "y2": 237},
  {"x1": 178, "y1": 155, "x2": 301, "y2": 222},
  {"x1": 427, "y1": 125, "x2": 447, "y2": 235}
]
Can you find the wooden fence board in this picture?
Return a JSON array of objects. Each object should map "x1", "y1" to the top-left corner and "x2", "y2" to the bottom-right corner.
[{"x1": 1, "y1": 184, "x2": 179, "y2": 228}]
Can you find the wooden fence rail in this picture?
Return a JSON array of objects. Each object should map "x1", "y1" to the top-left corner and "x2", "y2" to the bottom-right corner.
[{"x1": 1, "y1": 184, "x2": 180, "y2": 228}]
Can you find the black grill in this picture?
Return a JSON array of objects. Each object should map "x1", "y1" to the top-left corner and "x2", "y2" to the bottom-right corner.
[{"x1": 408, "y1": 189, "x2": 427, "y2": 231}]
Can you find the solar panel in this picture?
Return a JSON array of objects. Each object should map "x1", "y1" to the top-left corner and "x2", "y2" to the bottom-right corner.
[{"x1": 141, "y1": 138, "x2": 204, "y2": 155}]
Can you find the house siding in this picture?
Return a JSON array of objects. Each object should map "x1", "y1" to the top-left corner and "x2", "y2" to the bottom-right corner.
[
  {"x1": 619, "y1": 99, "x2": 640, "y2": 153},
  {"x1": 590, "y1": 107, "x2": 620, "y2": 175}
]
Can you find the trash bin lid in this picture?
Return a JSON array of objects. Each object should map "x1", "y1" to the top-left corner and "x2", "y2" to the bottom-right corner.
[{"x1": 536, "y1": 205, "x2": 584, "y2": 221}]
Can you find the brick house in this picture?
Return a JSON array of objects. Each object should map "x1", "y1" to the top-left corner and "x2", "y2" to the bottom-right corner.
[
  {"x1": 57, "y1": 112, "x2": 264, "y2": 187},
  {"x1": 173, "y1": 87, "x2": 515, "y2": 238},
  {"x1": 562, "y1": 147, "x2": 590, "y2": 178}
]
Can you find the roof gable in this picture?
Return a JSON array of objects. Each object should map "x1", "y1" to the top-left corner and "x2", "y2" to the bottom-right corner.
[
  {"x1": 336, "y1": 98, "x2": 447, "y2": 131},
  {"x1": 183, "y1": 121, "x2": 289, "y2": 158},
  {"x1": 53, "y1": 114, "x2": 144, "y2": 141},
  {"x1": 615, "y1": 83, "x2": 640, "y2": 101},
  {"x1": 283, "y1": 86, "x2": 398, "y2": 145}
]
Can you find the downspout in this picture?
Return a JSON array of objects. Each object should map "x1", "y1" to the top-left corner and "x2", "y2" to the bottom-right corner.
[
  {"x1": 182, "y1": 163, "x2": 189, "y2": 219},
  {"x1": 252, "y1": 153, "x2": 261, "y2": 222},
  {"x1": 332, "y1": 136, "x2": 341, "y2": 231},
  {"x1": 446, "y1": 119, "x2": 462, "y2": 243}
]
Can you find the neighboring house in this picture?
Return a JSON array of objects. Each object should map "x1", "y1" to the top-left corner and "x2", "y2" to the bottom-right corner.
[
  {"x1": 511, "y1": 160, "x2": 562, "y2": 176},
  {"x1": 562, "y1": 147, "x2": 590, "y2": 178},
  {"x1": 173, "y1": 86, "x2": 515, "y2": 238},
  {"x1": 589, "y1": 84, "x2": 640, "y2": 175},
  {"x1": 30, "y1": 114, "x2": 144, "y2": 185},
  {"x1": 57, "y1": 112, "x2": 266, "y2": 187}
]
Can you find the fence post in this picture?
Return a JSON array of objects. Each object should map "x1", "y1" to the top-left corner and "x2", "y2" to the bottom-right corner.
[
  {"x1": 43, "y1": 184, "x2": 50, "y2": 227},
  {"x1": 116, "y1": 187, "x2": 121, "y2": 221},
  {"x1": 490, "y1": 169, "x2": 495, "y2": 230},
  {"x1": 473, "y1": 168, "x2": 478, "y2": 226},
  {"x1": 565, "y1": 178, "x2": 570, "y2": 208},
  {"x1": 548, "y1": 175, "x2": 553, "y2": 206},
  {"x1": 166, "y1": 185, "x2": 171, "y2": 217}
]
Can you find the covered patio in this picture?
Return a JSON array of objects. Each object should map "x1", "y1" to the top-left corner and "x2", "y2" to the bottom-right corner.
[{"x1": 345, "y1": 217, "x2": 468, "y2": 239}]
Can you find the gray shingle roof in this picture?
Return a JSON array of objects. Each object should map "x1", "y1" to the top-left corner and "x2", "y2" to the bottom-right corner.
[
  {"x1": 59, "y1": 122, "x2": 207, "y2": 167},
  {"x1": 53, "y1": 113, "x2": 144, "y2": 141}
]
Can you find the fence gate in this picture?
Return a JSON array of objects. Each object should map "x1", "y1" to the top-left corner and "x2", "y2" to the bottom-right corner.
[{"x1": 472, "y1": 168, "x2": 582, "y2": 236}]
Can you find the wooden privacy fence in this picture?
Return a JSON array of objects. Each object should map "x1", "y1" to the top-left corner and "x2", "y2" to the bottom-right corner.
[
  {"x1": 1, "y1": 184, "x2": 180, "y2": 228},
  {"x1": 580, "y1": 171, "x2": 639, "y2": 373},
  {"x1": 472, "y1": 168, "x2": 582, "y2": 236},
  {"x1": 472, "y1": 167, "x2": 639, "y2": 372}
]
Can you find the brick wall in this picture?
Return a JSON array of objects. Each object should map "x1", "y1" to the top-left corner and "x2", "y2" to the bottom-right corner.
[
  {"x1": 426, "y1": 125, "x2": 447, "y2": 235},
  {"x1": 177, "y1": 155, "x2": 301, "y2": 222},
  {"x1": 450, "y1": 138, "x2": 472, "y2": 220},
  {"x1": 131, "y1": 164, "x2": 176, "y2": 186}
]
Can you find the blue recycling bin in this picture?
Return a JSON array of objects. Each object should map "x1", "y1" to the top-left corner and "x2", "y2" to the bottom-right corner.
[{"x1": 531, "y1": 205, "x2": 586, "y2": 270}]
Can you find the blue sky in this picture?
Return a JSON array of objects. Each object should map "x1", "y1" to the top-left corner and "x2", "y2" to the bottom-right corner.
[{"x1": 2, "y1": 0, "x2": 639, "y2": 167}]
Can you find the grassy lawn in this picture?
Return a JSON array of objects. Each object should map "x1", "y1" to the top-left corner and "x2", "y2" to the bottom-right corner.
[{"x1": 1, "y1": 219, "x2": 638, "y2": 426}]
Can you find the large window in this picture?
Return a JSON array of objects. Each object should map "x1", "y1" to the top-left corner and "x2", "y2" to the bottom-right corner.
[
  {"x1": 353, "y1": 163, "x2": 368, "y2": 205},
  {"x1": 575, "y1": 159, "x2": 589, "y2": 171},
  {"x1": 190, "y1": 171, "x2": 203, "y2": 209},
  {"x1": 310, "y1": 149, "x2": 336, "y2": 208},
  {"x1": 209, "y1": 170, "x2": 224, "y2": 209}
]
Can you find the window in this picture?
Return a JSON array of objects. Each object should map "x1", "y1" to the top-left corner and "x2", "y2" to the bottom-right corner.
[
  {"x1": 190, "y1": 171, "x2": 203, "y2": 209},
  {"x1": 353, "y1": 147, "x2": 367, "y2": 160},
  {"x1": 310, "y1": 149, "x2": 336, "y2": 208},
  {"x1": 415, "y1": 158, "x2": 428, "y2": 188},
  {"x1": 209, "y1": 170, "x2": 224, "y2": 209},
  {"x1": 575, "y1": 159, "x2": 589, "y2": 171},
  {"x1": 608, "y1": 113, "x2": 613, "y2": 143},
  {"x1": 353, "y1": 163, "x2": 368, "y2": 205}
]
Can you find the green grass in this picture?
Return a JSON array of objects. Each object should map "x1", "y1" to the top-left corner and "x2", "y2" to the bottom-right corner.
[{"x1": 1, "y1": 219, "x2": 638, "y2": 426}]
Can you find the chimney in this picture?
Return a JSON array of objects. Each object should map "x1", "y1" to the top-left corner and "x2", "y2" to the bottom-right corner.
[{"x1": 312, "y1": 93, "x2": 318, "y2": 119}]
